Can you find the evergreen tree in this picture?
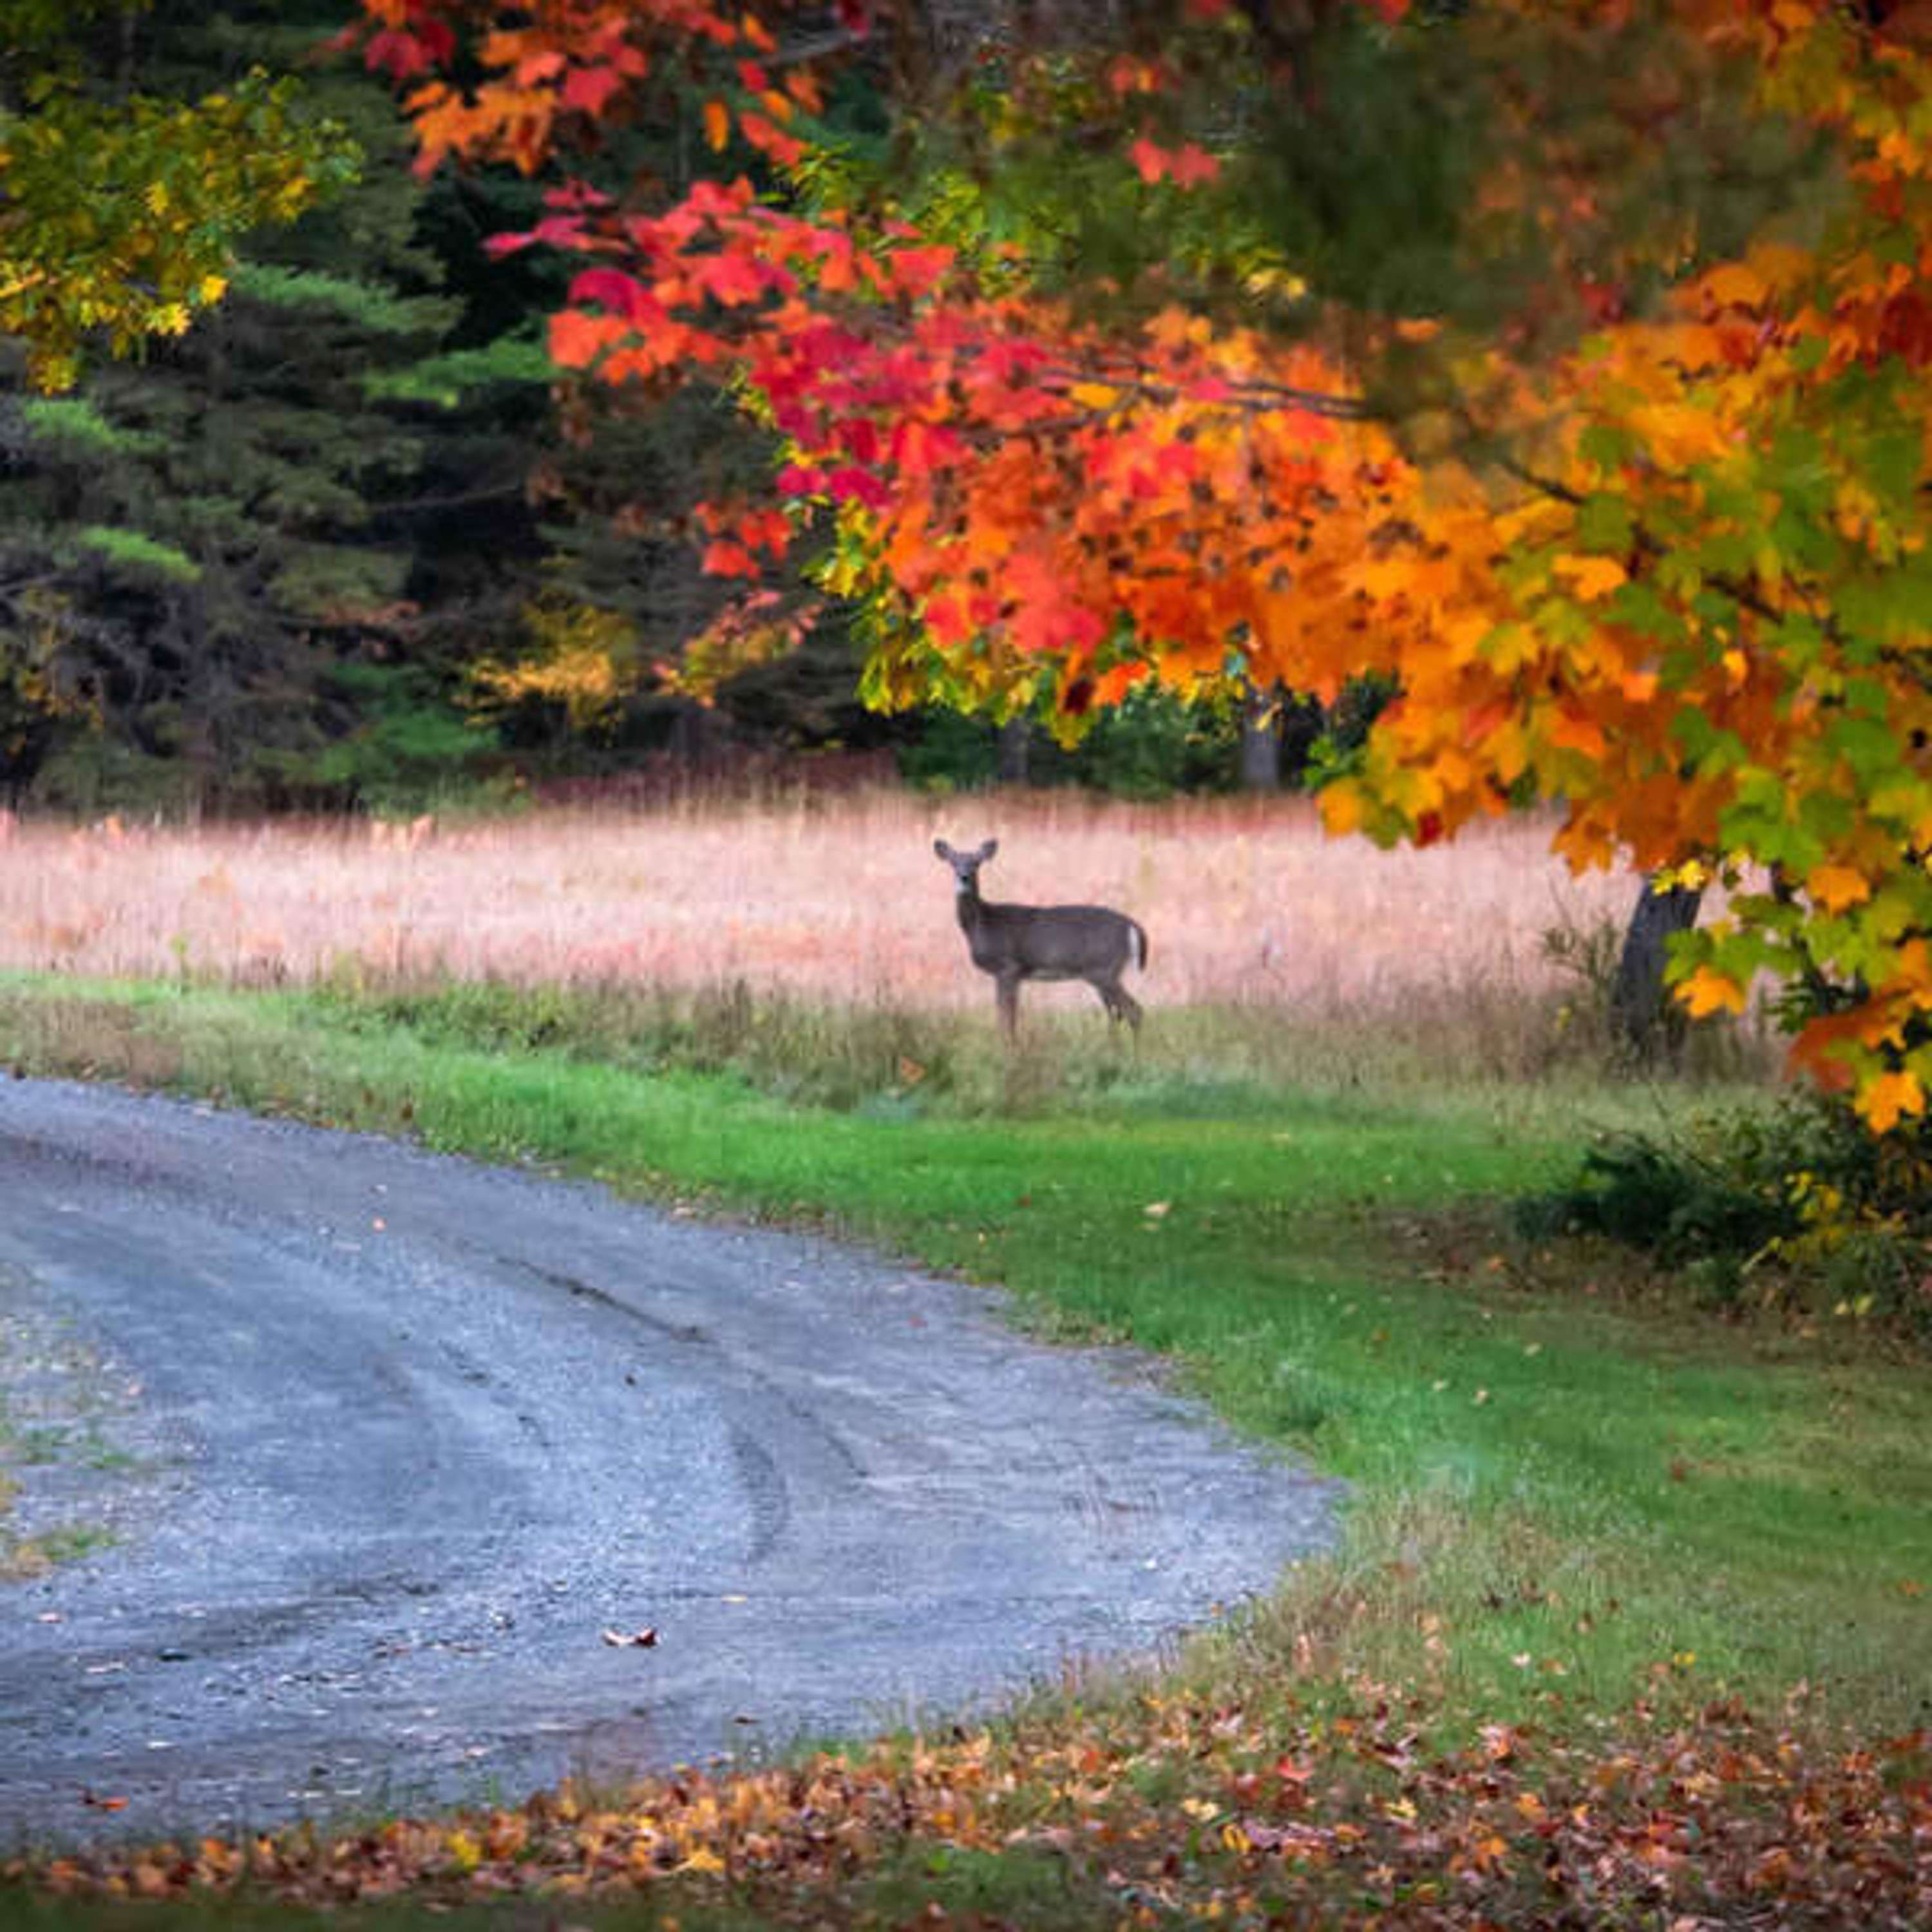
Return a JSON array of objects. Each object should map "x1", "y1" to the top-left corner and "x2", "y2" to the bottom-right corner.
[{"x1": 0, "y1": 1, "x2": 553, "y2": 808}]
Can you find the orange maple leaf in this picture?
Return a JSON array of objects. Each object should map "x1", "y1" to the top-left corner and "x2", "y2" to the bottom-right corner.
[
  {"x1": 1861, "y1": 1069, "x2": 1926, "y2": 1134},
  {"x1": 1679, "y1": 965, "x2": 1748, "y2": 1018},
  {"x1": 1807, "y1": 863, "x2": 1872, "y2": 913},
  {"x1": 1553, "y1": 554, "x2": 1627, "y2": 601}
]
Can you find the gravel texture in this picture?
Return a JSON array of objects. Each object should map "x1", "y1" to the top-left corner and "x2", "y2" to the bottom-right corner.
[{"x1": 0, "y1": 1077, "x2": 1336, "y2": 1845}]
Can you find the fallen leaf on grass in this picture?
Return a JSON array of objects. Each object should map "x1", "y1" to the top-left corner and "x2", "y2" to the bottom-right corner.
[{"x1": 21, "y1": 1681, "x2": 1932, "y2": 1927}]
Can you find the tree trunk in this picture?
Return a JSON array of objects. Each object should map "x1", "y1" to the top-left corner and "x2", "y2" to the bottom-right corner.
[
  {"x1": 1610, "y1": 873, "x2": 1703, "y2": 1057},
  {"x1": 1238, "y1": 683, "x2": 1282, "y2": 791},
  {"x1": 996, "y1": 715, "x2": 1032, "y2": 785}
]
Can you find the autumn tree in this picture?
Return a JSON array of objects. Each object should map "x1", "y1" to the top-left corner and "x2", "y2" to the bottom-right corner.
[
  {"x1": 0, "y1": 0, "x2": 358, "y2": 389},
  {"x1": 350, "y1": 0, "x2": 1932, "y2": 1130}
]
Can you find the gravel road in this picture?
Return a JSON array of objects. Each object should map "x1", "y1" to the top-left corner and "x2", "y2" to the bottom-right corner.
[{"x1": 0, "y1": 1077, "x2": 1335, "y2": 1845}]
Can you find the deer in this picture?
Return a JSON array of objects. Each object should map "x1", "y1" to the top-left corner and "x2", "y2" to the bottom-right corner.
[{"x1": 934, "y1": 837, "x2": 1148, "y2": 1038}]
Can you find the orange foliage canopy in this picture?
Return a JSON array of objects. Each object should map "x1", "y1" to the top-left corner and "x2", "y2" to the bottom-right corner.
[{"x1": 348, "y1": 0, "x2": 1932, "y2": 1129}]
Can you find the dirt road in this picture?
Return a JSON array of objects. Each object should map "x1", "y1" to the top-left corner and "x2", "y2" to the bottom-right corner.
[{"x1": 0, "y1": 1078, "x2": 1334, "y2": 1844}]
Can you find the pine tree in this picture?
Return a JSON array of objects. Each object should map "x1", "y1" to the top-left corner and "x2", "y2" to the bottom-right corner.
[{"x1": 0, "y1": 1, "x2": 552, "y2": 808}]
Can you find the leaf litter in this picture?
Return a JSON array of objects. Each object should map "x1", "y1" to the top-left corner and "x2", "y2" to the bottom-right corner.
[{"x1": 11, "y1": 1673, "x2": 1928, "y2": 1927}]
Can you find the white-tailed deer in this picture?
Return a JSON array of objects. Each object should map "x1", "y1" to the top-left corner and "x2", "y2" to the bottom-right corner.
[{"x1": 934, "y1": 837, "x2": 1148, "y2": 1037}]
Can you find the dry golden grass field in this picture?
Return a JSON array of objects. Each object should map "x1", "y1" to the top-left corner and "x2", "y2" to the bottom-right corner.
[
  {"x1": 0, "y1": 791, "x2": 1682, "y2": 1091},
  {"x1": 0, "y1": 791, "x2": 1635, "y2": 1004}
]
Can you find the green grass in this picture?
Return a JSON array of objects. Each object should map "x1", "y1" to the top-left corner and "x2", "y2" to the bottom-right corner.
[{"x1": 1, "y1": 971, "x2": 1927, "y2": 1923}]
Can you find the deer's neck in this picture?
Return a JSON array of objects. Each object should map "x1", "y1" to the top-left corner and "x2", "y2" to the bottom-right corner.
[{"x1": 954, "y1": 878, "x2": 987, "y2": 936}]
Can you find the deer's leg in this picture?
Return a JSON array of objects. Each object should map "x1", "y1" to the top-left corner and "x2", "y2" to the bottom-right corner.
[
  {"x1": 1093, "y1": 975, "x2": 1144, "y2": 1033},
  {"x1": 996, "y1": 972, "x2": 1021, "y2": 1039}
]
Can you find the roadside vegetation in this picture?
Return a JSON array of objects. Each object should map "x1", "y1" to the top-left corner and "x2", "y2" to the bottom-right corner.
[{"x1": 1, "y1": 802, "x2": 1927, "y2": 1928}]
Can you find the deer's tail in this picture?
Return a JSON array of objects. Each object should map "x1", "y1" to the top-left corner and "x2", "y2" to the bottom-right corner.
[{"x1": 1130, "y1": 920, "x2": 1149, "y2": 972}]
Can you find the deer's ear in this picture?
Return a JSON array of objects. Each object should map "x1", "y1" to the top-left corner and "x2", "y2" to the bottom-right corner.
[
  {"x1": 934, "y1": 839, "x2": 954, "y2": 861},
  {"x1": 980, "y1": 838, "x2": 999, "y2": 862}
]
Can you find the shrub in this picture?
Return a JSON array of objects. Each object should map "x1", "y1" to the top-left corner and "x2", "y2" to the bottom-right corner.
[{"x1": 1519, "y1": 1094, "x2": 1932, "y2": 1333}]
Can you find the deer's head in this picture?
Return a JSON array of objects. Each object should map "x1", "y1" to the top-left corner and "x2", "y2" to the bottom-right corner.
[{"x1": 934, "y1": 838, "x2": 998, "y2": 895}]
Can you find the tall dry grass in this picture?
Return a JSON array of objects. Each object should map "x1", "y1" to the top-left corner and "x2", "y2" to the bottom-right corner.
[
  {"x1": 0, "y1": 791, "x2": 1632, "y2": 1010},
  {"x1": 0, "y1": 788, "x2": 1782, "y2": 1099}
]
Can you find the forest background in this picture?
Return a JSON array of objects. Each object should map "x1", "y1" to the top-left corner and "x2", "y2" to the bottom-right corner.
[{"x1": 0, "y1": 0, "x2": 1309, "y2": 816}]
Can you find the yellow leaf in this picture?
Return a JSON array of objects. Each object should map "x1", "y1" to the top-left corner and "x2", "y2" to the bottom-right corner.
[
  {"x1": 1897, "y1": 940, "x2": 1932, "y2": 998},
  {"x1": 1701, "y1": 260, "x2": 1766, "y2": 309},
  {"x1": 1747, "y1": 241, "x2": 1814, "y2": 292},
  {"x1": 1443, "y1": 612, "x2": 1495, "y2": 663},
  {"x1": 1861, "y1": 1070, "x2": 1926, "y2": 1135},
  {"x1": 1807, "y1": 864, "x2": 1871, "y2": 913},
  {"x1": 1319, "y1": 780, "x2": 1365, "y2": 835},
  {"x1": 1658, "y1": 322, "x2": 1726, "y2": 370},
  {"x1": 1632, "y1": 401, "x2": 1730, "y2": 467},
  {"x1": 1347, "y1": 556, "x2": 1418, "y2": 601},
  {"x1": 703, "y1": 98, "x2": 730, "y2": 152},
  {"x1": 1488, "y1": 719, "x2": 1529, "y2": 786},
  {"x1": 1245, "y1": 265, "x2": 1308, "y2": 299},
  {"x1": 1680, "y1": 965, "x2": 1747, "y2": 1018},
  {"x1": 1553, "y1": 554, "x2": 1627, "y2": 601}
]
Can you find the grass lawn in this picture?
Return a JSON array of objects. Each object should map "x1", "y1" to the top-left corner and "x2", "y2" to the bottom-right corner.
[{"x1": 2, "y1": 972, "x2": 1927, "y2": 1927}]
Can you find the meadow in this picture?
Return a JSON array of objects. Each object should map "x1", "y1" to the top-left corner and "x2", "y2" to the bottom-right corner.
[
  {"x1": 3, "y1": 792, "x2": 1926, "y2": 1929},
  {"x1": 0, "y1": 790, "x2": 1636, "y2": 1021},
  {"x1": 0, "y1": 791, "x2": 1689, "y2": 1110}
]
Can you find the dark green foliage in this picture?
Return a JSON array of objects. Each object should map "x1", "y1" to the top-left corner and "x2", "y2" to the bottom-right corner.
[
  {"x1": 1518, "y1": 1130, "x2": 1795, "y2": 1266},
  {"x1": 1074, "y1": 683, "x2": 1241, "y2": 799},
  {"x1": 0, "y1": 0, "x2": 549, "y2": 809},
  {"x1": 1302, "y1": 674, "x2": 1399, "y2": 789},
  {"x1": 899, "y1": 685, "x2": 1240, "y2": 798},
  {"x1": 1520, "y1": 1094, "x2": 1932, "y2": 1329},
  {"x1": 269, "y1": 661, "x2": 502, "y2": 815},
  {"x1": 713, "y1": 612, "x2": 892, "y2": 755},
  {"x1": 1241, "y1": 6, "x2": 1488, "y2": 328},
  {"x1": 894, "y1": 707, "x2": 1001, "y2": 791}
]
